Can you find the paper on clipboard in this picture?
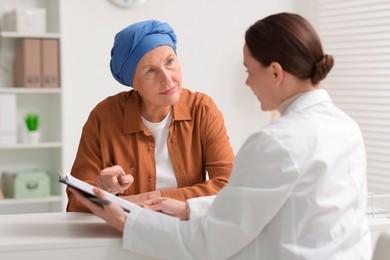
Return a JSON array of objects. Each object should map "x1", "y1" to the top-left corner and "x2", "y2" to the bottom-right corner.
[{"x1": 59, "y1": 171, "x2": 140, "y2": 213}]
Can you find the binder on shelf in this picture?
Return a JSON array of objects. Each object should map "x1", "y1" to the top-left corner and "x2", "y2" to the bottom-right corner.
[
  {"x1": 13, "y1": 38, "x2": 41, "y2": 88},
  {"x1": 13, "y1": 38, "x2": 60, "y2": 88},
  {"x1": 41, "y1": 39, "x2": 60, "y2": 88},
  {"x1": 0, "y1": 94, "x2": 17, "y2": 145}
]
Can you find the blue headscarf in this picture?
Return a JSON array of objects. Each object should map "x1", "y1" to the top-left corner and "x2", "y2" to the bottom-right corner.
[{"x1": 110, "y1": 20, "x2": 177, "y2": 87}]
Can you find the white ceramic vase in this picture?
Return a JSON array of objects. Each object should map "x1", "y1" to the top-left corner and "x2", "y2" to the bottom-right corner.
[{"x1": 27, "y1": 130, "x2": 41, "y2": 144}]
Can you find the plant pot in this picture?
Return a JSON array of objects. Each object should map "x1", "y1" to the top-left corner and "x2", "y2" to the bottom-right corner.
[{"x1": 26, "y1": 131, "x2": 41, "y2": 144}]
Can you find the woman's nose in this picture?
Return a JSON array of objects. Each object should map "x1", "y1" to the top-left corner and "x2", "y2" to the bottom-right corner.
[
  {"x1": 160, "y1": 69, "x2": 172, "y2": 86},
  {"x1": 245, "y1": 77, "x2": 250, "y2": 86}
]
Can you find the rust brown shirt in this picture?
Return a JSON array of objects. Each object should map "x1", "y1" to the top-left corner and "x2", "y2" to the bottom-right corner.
[{"x1": 67, "y1": 88, "x2": 234, "y2": 212}]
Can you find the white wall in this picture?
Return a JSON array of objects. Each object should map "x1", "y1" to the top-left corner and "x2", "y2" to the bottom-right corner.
[{"x1": 60, "y1": 0, "x2": 295, "y2": 173}]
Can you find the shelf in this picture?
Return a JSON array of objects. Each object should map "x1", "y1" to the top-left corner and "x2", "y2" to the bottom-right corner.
[
  {"x1": 0, "y1": 87, "x2": 61, "y2": 94},
  {"x1": 0, "y1": 31, "x2": 60, "y2": 39},
  {"x1": 0, "y1": 0, "x2": 63, "y2": 215},
  {"x1": 0, "y1": 196, "x2": 62, "y2": 205},
  {"x1": 0, "y1": 142, "x2": 61, "y2": 150}
]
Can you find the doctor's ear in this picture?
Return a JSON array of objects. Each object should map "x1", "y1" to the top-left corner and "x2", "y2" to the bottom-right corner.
[{"x1": 270, "y1": 62, "x2": 283, "y2": 83}]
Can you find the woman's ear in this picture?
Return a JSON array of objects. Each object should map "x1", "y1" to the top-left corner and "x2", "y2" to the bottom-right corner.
[{"x1": 270, "y1": 62, "x2": 283, "y2": 84}]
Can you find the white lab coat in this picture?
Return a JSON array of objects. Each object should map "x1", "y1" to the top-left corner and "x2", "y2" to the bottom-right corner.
[{"x1": 122, "y1": 89, "x2": 372, "y2": 259}]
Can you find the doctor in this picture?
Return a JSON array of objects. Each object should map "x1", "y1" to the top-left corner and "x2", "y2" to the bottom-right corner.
[{"x1": 70, "y1": 12, "x2": 372, "y2": 259}]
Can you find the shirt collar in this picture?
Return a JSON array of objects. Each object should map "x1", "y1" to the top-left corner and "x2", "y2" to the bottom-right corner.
[
  {"x1": 277, "y1": 89, "x2": 332, "y2": 116},
  {"x1": 124, "y1": 90, "x2": 192, "y2": 134}
]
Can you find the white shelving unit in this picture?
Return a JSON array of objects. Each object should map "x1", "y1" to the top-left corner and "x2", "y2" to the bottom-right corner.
[
  {"x1": 0, "y1": 31, "x2": 60, "y2": 39},
  {"x1": 0, "y1": 0, "x2": 63, "y2": 214}
]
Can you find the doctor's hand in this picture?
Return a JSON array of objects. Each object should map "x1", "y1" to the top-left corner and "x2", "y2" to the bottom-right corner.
[
  {"x1": 68, "y1": 187, "x2": 127, "y2": 233},
  {"x1": 96, "y1": 165, "x2": 134, "y2": 194},
  {"x1": 142, "y1": 197, "x2": 188, "y2": 221}
]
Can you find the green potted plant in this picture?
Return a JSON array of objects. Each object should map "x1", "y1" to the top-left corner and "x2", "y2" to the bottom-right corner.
[
  {"x1": 25, "y1": 113, "x2": 40, "y2": 143},
  {"x1": 25, "y1": 113, "x2": 39, "y2": 131}
]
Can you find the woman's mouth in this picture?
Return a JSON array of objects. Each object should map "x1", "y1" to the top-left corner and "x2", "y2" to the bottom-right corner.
[{"x1": 161, "y1": 86, "x2": 177, "y2": 95}]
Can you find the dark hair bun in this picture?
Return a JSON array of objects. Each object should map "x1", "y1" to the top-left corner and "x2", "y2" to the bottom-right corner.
[{"x1": 311, "y1": 54, "x2": 334, "y2": 85}]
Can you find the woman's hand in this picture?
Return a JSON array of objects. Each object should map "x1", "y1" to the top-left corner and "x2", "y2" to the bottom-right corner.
[
  {"x1": 68, "y1": 187, "x2": 127, "y2": 233},
  {"x1": 96, "y1": 165, "x2": 134, "y2": 194},
  {"x1": 121, "y1": 190, "x2": 161, "y2": 205},
  {"x1": 142, "y1": 197, "x2": 188, "y2": 220}
]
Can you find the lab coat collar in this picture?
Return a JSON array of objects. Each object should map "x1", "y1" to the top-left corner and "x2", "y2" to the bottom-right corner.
[{"x1": 278, "y1": 89, "x2": 332, "y2": 117}]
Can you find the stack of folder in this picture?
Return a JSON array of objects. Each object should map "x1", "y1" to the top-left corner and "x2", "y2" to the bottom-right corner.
[
  {"x1": 0, "y1": 93, "x2": 17, "y2": 145},
  {"x1": 13, "y1": 38, "x2": 60, "y2": 88}
]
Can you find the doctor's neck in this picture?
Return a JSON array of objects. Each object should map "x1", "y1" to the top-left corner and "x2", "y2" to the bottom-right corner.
[{"x1": 276, "y1": 76, "x2": 319, "y2": 115}]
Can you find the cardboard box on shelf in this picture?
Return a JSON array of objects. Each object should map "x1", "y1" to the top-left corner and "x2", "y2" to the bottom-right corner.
[
  {"x1": 2, "y1": 171, "x2": 51, "y2": 199},
  {"x1": 3, "y1": 8, "x2": 46, "y2": 34}
]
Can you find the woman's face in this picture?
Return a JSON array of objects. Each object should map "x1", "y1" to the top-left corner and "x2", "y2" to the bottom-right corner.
[
  {"x1": 243, "y1": 44, "x2": 280, "y2": 111},
  {"x1": 133, "y1": 45, "x2": 182, "y2": 111}
]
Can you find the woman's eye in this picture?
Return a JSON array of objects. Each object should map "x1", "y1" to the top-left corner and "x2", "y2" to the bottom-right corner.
[{"x1": 166, "y1": 59, "x2": 174, "y2": 65}]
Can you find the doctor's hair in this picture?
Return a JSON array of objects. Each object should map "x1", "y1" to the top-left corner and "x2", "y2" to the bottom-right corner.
[{"x1": 245, "y1": 12, "x2": 334, "y2": 85}]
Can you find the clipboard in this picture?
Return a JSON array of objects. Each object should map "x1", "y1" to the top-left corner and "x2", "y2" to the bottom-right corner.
[{"x1": 58, "y1": 171, "x2": 140, "y2": 213}]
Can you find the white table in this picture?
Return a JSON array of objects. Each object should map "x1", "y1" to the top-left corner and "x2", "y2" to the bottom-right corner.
[
  {"x1": 2, "y1": 212, "x2": 385, "y2": 259},
  {"x1": 368, "y1": 217, "x2": 390, "y2": 249},
  {"x1": 0, "y1": 212, "x2": 155, "y2": 260}
]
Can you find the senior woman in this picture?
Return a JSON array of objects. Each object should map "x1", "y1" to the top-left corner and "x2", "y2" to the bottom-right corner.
[{"x1": 66, "y1": 20, "x2": 234, "y2": 212}]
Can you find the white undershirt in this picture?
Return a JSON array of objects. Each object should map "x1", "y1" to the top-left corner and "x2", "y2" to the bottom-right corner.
[{"x1": 141, "y1": 109, "x2": 177, "y2": 190}]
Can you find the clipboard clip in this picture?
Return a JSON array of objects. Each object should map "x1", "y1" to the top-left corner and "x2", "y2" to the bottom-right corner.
[{"x1": 58, "y1": 170, "x2": 68, "y2": 182}]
